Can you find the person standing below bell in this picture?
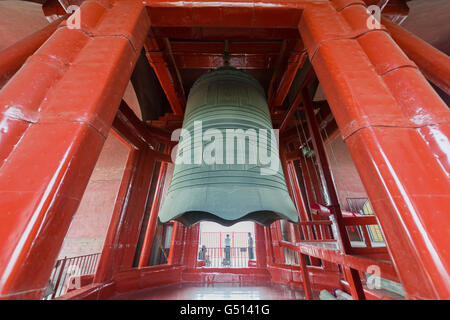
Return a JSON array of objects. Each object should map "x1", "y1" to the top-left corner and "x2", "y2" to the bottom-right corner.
[
  {"x1": 248, "y1": 232, "x2": 254, "y2": 260},
  {"x1": 198, "y1": 245, "x2": 207, "y2": 261},
  {"x1": 224, "y1": 234, "x2": 231, "y2": 265}
]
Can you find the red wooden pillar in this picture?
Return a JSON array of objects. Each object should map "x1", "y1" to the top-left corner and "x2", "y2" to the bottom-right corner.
[
  {"x1": 285, "y1": 162, "x2": 304, "y2": 241},
  {"x1": 304, "y1": 157, "x2": 325, "y2": 205},
  {"x1": 300, "y1": 0, "x2": 450, "y2": 299},
  {"x1": 0, "y1": 0, "x2": 149, "y2": 299},
  {"x1": 95, "y1": 100, "x2": 173, "y2": 281},
  {"x1": 254, "y1": 224, "x2": 267, "y2": 268},
  {"x1": 138, "y1": 154, "x2": 169, "y2": 267},
  {"x1": 95, "y1": 145, "x2": 156, "y2": 280},
  {"x1": 381, "y1": 17, "x2": 450, "y2": 95},
  {"x1": 279, "y1": 143, "x2": 303, "y2": 245},
  {"x1": 268, "y1": 224, "x2": 282, "y2": 264},
  {"x1": 299, "y1": 253, "x2": 313, "y2": 300},
  {"x1": 167, "y1": 223, "x2": 186, "y2": 266},
  {"x1": 280, "y1": 142, "x2": 309, "y2": 223},
  {"x1": 0, "y1": 16, "x2": 66, "y2": 88},
  {"x1": 94, "y1": 148, "x2": 139, "y2": 284},
  {"x1": 272, "y1": 222, "x2": 285, "y2": 264},
  {"x1": 303, "y1": 87, "x2": 365, "y2": 300},
  {"x1": 264, "y1": 227, "x2": 275, "y2": 265},
  {"x1": 169, "y1": 222, "x2": 188, "y2": 266},
  {"x1": 286, "y1": 158, "x2": 326, "y2": 268},
  {"x1": 183, "y1": 224, "x2": 200, "y2": 269},
  {"x1": 167, "y1": 222, "x2": 178, "y2": 265},
  {"x1": 303, "y1": 90, "x2": 353, "y2": 251},
  {"x1": 297, "y1": 156, "x2": 319, "y2": 207}
]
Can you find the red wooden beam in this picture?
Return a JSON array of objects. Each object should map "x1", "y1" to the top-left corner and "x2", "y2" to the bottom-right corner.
[
  {"x1": 303, "y1": 87, "x2": 352, "y2": 252},
  {"x1": 167, "y1": 222, "x2": 179, "y2": 265},
  {"x1": 173, "y1": 54, "x2": 276, "y2": 69},
  {"x1": 114, "y1": 100, "x2": 174, "y2": 153},
  {"x1": 152, "y1": 27, "x2": 300, "y2": 40},
  {"x1": 0, "y1": 16, "x2": 66, "y2": 88},
  {"x1": 278, "y1": 65, "x2": 315, "y2": 133},
  {"x1": 145, "y1": 0, "x2": 315, "y2": 28},
  {"x1": 170, "y1": 40, "x2": 281, "y2": 69},
  {"x1": 115, "y1": 148, "x2": 158, "y2": 271},
  {"x1": 145, "y1": 34, "x2": 186, "y2": 115},
  {"x1": 278, "y1": 90, "x2": 302, "y2": 133},
  {"x1": 268, "y1": 40, "x2": 290, "y2": 105},
  {"x1": 280, "y1": 142, "x2": 309, "y2": 222},
  {"x1": 183, "y1": 225, "x2": 200, "y2": 269},
  {"x1": 138, "y1": 154, "x2": 169, "y2": 267},
  {"x1": 254, "y1": 224, "x2": 267, "y2": 268},
  {"x1": 94, "y1": 149, "x2": 140, "y2": 284},
  {"x1": 171, "y1": 40, "x2": 281, "y2": 55},
  {"x1": 274, "y1": 222, "x2": 286, "y2": 264},
  {"x1": 303, "y1": 86, "x2": 366, "y2": 299},
  {"x1": 342, "y1": 216, "x2": 378, "y2": 226},
  {"x1": 0, "y1": 0, "x2": 149, "y2": 299},
  {"x1": 382, "y1": 17, "x2": 450, "y2": 95},
  {"x1": 279, "y1": 241, "x2": 399, "y2": 282},
  {"x1": 299, "y1": 253, "x2": 313, "y2": 300},
  {"x1": 264, "y1": 227, "x2": 275, "y2": 265},
  {"x1": 145, "y1": 125, "x2": 173, "y2": 145},
  {"x1": 269, "y1": 41, "x2": 306, "y2": 108},
  {"x1": 300, "y1": 0, "x2": 450, "y2": 299}
]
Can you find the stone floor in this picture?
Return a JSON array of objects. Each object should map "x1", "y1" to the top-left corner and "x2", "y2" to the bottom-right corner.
[{"x1": 110, "y1": 282, "x2": 318, "y2": 300}]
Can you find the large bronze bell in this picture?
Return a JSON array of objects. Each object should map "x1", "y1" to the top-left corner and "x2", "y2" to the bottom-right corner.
[{"x1": 158, "y1": 67, "x2": 298, "y2": 226}]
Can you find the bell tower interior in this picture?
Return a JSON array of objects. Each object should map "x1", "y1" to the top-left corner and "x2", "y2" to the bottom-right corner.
[{"x1": 0, "y1": 0, "x2": 449, "y2": 302}]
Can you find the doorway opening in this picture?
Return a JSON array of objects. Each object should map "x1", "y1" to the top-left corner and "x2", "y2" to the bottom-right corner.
[{"x1": 198, "y1": 221, "x2": 256, "y2": 268}]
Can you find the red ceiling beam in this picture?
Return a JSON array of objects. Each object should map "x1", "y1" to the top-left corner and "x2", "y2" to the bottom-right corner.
[
  {"x1": 173, "y1": 54, "x2": 276, "y2": 69},
  {"x1": 278, "y1": 65, "x2": 315, "y2": 133},
  {"x1": 152, "y1": 27, "x2": 300, "y2": 40},
  {"x1": 269, "y1": 45, "x2": 307, "y2": 108},
  {"x1": 268, "y1": 40, "x2": 290, "y2": 102},
  {"x1": 113, "y1": 101, "x2": 174, "y2": 155},
  {"x1": 144, "y1": 0, "x2": 317, "y2": 28},
  {"x1": 268, "y1": 39, "x2": 306, "y2": 111},
  {"x1": 278, "y1": 89, "x2": 303, "y2": 134},
  {"x1": 145, "y1": 33, "x2": 186, "y2": 115},
  {"x1": 170, "y1": 41, "x2": 281, "y2": 54},
  {"x1": 170, "y1": 40, "x2": 281, "y2": 69},
  {"x1": 0, "y1": 15, "x2": 66, "y2": 88}
]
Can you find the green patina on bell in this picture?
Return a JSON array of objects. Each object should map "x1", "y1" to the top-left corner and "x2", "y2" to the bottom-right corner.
[{"x1": 158, "y1": 67, "x2": 299, "y2": 226}]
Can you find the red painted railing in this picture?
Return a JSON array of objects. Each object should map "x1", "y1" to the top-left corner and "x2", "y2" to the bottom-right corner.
[
  {"x1": 44, "y1": 253, "x2": 101, "y2": 300},
  {"x1": 297, "y1": 221, "x2": 335, "y2": 242},
  {"x1": 200, "y1": 232, "x2": 250, "y2": 248}
]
